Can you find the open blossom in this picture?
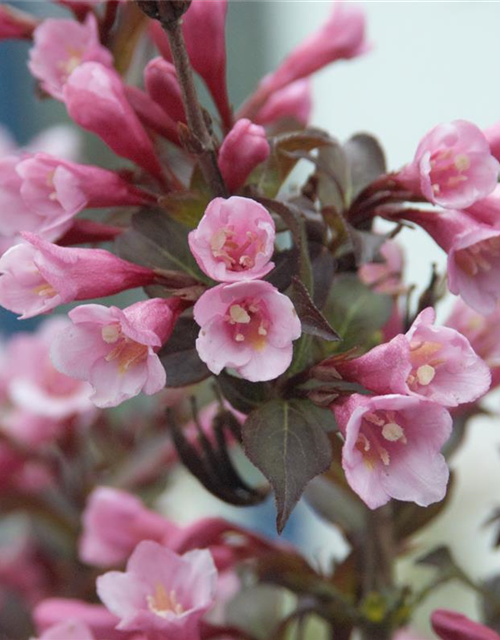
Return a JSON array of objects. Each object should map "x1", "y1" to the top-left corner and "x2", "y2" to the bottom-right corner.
[
  {"x1": 218, "y1": 120, "x2": 270, "y2": 192},
  {"x1": 63, "y1": 63, "x2": 163, "y2": 180},
  {"x1": 145, "y1": 57, "x2": 186, "y2": 125},
  {"x1": 51, "y1": 298, "x2": 183, "y2": 408},
  {"x1": 80, "y1": 487, "x2": 177, "y2": 568},
  {"x1": 189, "y1": 197, "x2": 275, "y2": 282},
  {"x1": 396, "y1": 120, "x2": 500, "y2": 209},
  {"x1": 97, "y1": 541, "x2": 217, "y2": 637},
  {"x1": 253, "y1": 79, "x2": 312, "y2": 128},
  {"x1": 431, "y1": 610, "x2": 500, "y2": 640},
  {"x1": 0, "y1": 234, "x2": 157, "y2": 319},
  {"x1": 333, "y1": 393, "x2": 452, "y2": 509},
  {"x1": 335, "y1": 308, "x2": 490, "y2": 408},
  {"x1": 194, "y1": 280, "x2": 301, "y2": 382},
  {"x1": 28, "y1": 15, "x2": 113, "y2": 100}
]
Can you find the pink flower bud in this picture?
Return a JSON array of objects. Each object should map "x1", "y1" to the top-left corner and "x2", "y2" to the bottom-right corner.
[
  {"x1": 0, "y1": 4, "x2": 37, "y2": 40},
  {"x1": 34, "y1": 599, "x2": 122, "y2": 640},
  {"x1": 63, "y1": 63, "x2": 163, "y2": 180},
  {"x1": 335, "y1": 307, "x2": 491, "y2": 408},
  {"x1": 0, "y1": 233, "x2": 157, "y2": 318},
  {"x1": 124, "y1": 85, "x2": 180, "y2": 145},
  {"x1": 189, "y1": 197, "x2": 275, "y2": 282},
  {"x1": 96, "y1": 541, "x2": 217, "y2": 637},
  {"x1": 397, "y1": 120, "x2": 500, "y2": 209},
  {"x1": 80, "y1": 486, "x2": 178, "y2": 568},
  {"x1": 432, "y1": 610, "x2": 500, "y2": 640},
  {"x1": 253, "y1": 79, "x2": 312, "y2": 128},
  {"x1": 51, "y1": 298, "x2": 183, "y2": 408},
  {"x1": 28, "y1": 15, "x2": 113, "y2": 100},
  {"x1": 145, "y1": 57, "x2": 186, "y2": 124},
  {"x1": 193, "y1": 280, "x2": 301, "y2": 382},
  {"x1": 218, "y1": 120, "x2": 270, "y2": 192},
  {"x1": 333, "y1": 393, "x2": 451, "y2": 509},
  {"x1": 149, "y1": 0, "x2": 231, "y2": 128}
]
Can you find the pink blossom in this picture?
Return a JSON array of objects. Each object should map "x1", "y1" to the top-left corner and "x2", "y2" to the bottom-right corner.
[
  {"x1": 189, "y1": 197, "x2": 275, "y2": 282},
  {"x1": 28, "y1": 15, "x2": 113, "y2": 100},
  {"x1": 150, "y1": 0, "x2": 230, "y2": 129},
  {"x1": 51, "y1": 298, "x2": 182, "y2": 408},
  {"x1": 218, "y1": 120, "x2": 270, "y2": 192},
  {"x1": 124, "y1": 85, "x2": 180, "y2": 145},
  {"x1": 333, "y1": 393, "x2": 452, "y2": 509},
  {"x1": 431, "y1": 610, "x2": 500, "y2": 640},
  {"x1": 402, "y1": 208, "x2": 500, "y2": 315},
  {"x1": 34, "y1": 599, "x2": 124, "y2": 640},
  {"x1": 145, "y1": 57, "x2": 186, "y2": 124},
  {"x1": 63, "y1": 63, "x2": 163, "y2": 180},
  {"x1": 0, "y1": 4, "x2": 37, "y2": 40},
  {"x1": 396, "y1": 120, "x2": 499, "y2": 209},
  {"x1": 193, "y1": 280, "x2": 301, "y2": 382},
  {"x1": 96, "y1": 540, "x2": 217, "y2": 637},
  {"x1": 358, "y1": 240, "x2": 405, "y2": 295},
  {"x1": 466, "y1": 185, "x2": 500, "y2": 226},
  {"x1": 253, "y1": 79, "x2": 312, "y2": 128},
  {"x1": 26, "y1": 125, "x2": 82, "y2": 162},
  {"x1": 34, "y1": 620, "x2": 96, "y2": 640},
  {"x1": 335, "y1": 308, "x2": 490, "y2": 408},
  {"x1": 484, "y1": 120, "x2": 500, "y2": 162},
  {"x1": 0, "y1": 233, "x2": 157, "y2": 319},
  {"x1": 80, "y1": 486, "x2": 178, "y2": 568}
]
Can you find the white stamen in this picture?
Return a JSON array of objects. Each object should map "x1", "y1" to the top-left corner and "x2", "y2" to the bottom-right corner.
[{"x1": 416, "y1": 364, "x2": 436, "y2": 386}]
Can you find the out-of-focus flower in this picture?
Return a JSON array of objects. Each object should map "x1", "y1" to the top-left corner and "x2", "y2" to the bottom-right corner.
[
  {"x1": 0, "y1": 4, "x2": 37, "y2": 40},
  {"x1": 431, "y1": 609, "x2": 500, "y2": 640},
  {"x1": 51, "y1": 299, "x2": 183, "y2": 408},
  {"x1": 189, "y1": 197, "x2": 275, "y2": 282},
  {"x1": 96, "y1": 541, "x2": 217, "y2": 637},
  {"x1": 253, "y1": 79, "x2": 312, "y2": 128},
  {"x1": 33, "y1": 620, "x2": 96, "y2": 640},
  {"x1": 0, "y1": 233, "x2": 157, "y2": 319},
  {"x1": 396, "y1": 120, "x2": 499, "y2": 209},
  {"x1": 333, "y1": 393, "x2": 451, "y2": 509},
  {"x1": 194, "y1": 280, "x2": 301, "y2": 382},
  {"x1": 218, "y1": 120, "x2": 270, "y2": 192}
]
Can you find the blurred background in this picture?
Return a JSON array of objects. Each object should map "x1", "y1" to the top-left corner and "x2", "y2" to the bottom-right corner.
[{"x1": 1, "y1": 2, "x2": 500, "y2": 635}]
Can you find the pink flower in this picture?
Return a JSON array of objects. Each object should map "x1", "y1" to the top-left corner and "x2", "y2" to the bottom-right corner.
[
  {"x1": 80, "y1": 487, "x2": 178, "y2": 568},
  {"x1": 335, "y1": 308, "x2": 490, "y2": 408},
  {"x1": 124, "y1": 85, "x2": 180, "y2": 145},
  {"x1": 402, "y1": 209, "x2": 500, "y2": 315},
  {"x1": 96, "y1": 541, "x2": 217, "y2": 637},
  {"x1": 28, "y1": 14, "x2": 113, "y2": 100},
  {"x1": 63, "y1": 63, "x2": 163, "y2": 180},
  {"x1": 189, "y1": 197, "x2": 275, "y2": 282},
  {"x1": 396, "y1": 120, "x2": 500, "y2": 209},
  {"x1": 466, "y1": 185, "x2": 500, "y2": 226},
  {"x1": 333, "y1": 393, "x2": 452, "y2": 509},
  {"x1": 218, "y1": 120, "x2": 270, "y2": 192},
  {"x1": 150, "y1": 0, "x2": 231, "y2": 129},
  {"x1": 0, "y1": 233, "x2": 157, "y2": 319},
  {"x1": 51, "y1": 298, "x2": 182, "y2": 408},
  {"x1": 34, "y1": 620, "x2": 96, "y2": 640},
  {"x1": 34, "y1": 599, "x2": 124, "y2": 640},
  {"x1": 193, "y1": 280, "x2": 301, "y2": 382},
  {"x1": 0, "y1": 4, "x2": 37, "y2": 40},
  {"x1": 431, "y1": 610, "x2": 500, "y2": 640},
  {"x1": 145, "y1": 57, "x2": 186, "y2": 125},
  {"x1": 253, "y1": 79, "x2": 312, "y2": 128},
  {"x1": 358, "y1": 240, "x2": 405, "y2": 295},
  {"x1": 484, "y1": 120, "x2": 500, "y2": 162}
]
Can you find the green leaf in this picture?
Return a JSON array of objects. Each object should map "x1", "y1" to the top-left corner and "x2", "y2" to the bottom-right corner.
[
  {"x1": 324, "y1": 274, "x2": 393, "y2": 352},
  {"x1": 158, "y1": 191, "x2": 211, "y2": 229},
  {"x1": 217, "y1": 372, "x2": 271, "y2": 415},
  {"x1": 116, "y1": 208, "x2": 208, "y2": 283},
  {"x1": 159, "y1": 317, "x2": 210, "y2": 387},
  {"x1": 242, "y1": 399, "x2": 333, "y2": 533}
]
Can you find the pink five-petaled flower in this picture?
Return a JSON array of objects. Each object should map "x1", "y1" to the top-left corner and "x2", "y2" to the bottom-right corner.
[
  {"x1": 189, "y1": 197, "x2": 275, "y2": 282},
  {"x1": 333, "y1": 393, "x2": 452, "y2": 509},
  {"x1": 396, "y1": 120, "x2": 500, "y2": 209},
  {"x1": 402, "y1": 208, "x2": 500, "y2": 315},
  {"x1": 96, "y1": 540, "x2": 217, "y2": 638},
  {"x1": 0, "y1": 233, "x2": 157, "y2": 319},
  {"x1": 51, "y1": 298, "x2": 183, "y2": 408},
  {"x1": 80, "y1": 486, "x2": 178, "y2": 568},
  {"x1": 193, "y1": 280, "x2": 301, "y2": 382},
  {"x1": 63, "y1": 62, "x2": 163, "y2": 181},
  {"x1": 431, "y1": 610, "x2": 500, "y2": 640},
  {"x1": 334, "y1": 307, "x2": 491, "y2": 408},
  {"x1": 218, "y1": 120, "x2": 270, "y2": 192},
  {"x1": 28, "y1": 14, "x2": 113, "y2": 100}
]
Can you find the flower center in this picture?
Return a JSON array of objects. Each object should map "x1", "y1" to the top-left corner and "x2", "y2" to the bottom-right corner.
[
  {"x1": 102, "y1": 323, "x2": 148, "y2": 373},
  {"x1": 429, "y1": 148, "x2": 470, "y2": 195},
  {"x1": 406, "y1": 340, "x2": 443, "y2": 391},
  {"x1": 225, "y1": 300, "x2": 268, "y2": 350},
  {"x1": 210, "y1": 226, "x2": 263, "y2": 272},
  {"x1": 147, "y1": 583, "x2": 184, "y2": 618},
  {"x1": 58, "y1": 46, "x2": 84, "y2": 81},
  {"x1": 356, "y1": 410, "x2": 407, "y2": 470},
  {"x1": 454, "y1": 237, "x2": 500, "y2": 276},
  {"x1": 32, "y1": 282, "x2": 57, "y2": 299}
]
